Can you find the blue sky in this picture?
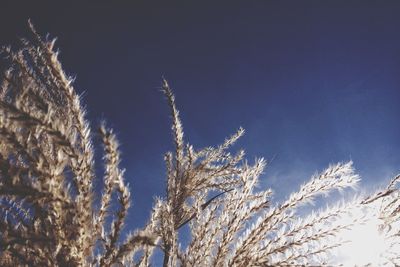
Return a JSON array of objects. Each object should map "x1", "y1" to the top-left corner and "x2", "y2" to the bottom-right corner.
[{"x1": 1, "y1": 1, "x2": 400, "y2": 232}]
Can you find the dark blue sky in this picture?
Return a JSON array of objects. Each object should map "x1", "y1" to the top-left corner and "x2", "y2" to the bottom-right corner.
[{"x1": 1, "y1": 1, "x2": 400, "y2": 230}]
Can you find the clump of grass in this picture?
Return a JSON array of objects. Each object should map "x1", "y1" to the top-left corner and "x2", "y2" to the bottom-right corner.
[{"x1": 0, "y1": 24, "x2": 398, "y2": 267}]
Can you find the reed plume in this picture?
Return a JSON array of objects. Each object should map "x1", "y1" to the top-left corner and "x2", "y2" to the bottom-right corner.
[{"x1": 0, "y1": 24, "x2": 398, "y2": 267}]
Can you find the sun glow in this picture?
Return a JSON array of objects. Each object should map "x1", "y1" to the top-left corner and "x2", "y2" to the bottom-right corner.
[{"x1": 338, "y1": 217, "x2": 390, "y2": 266}]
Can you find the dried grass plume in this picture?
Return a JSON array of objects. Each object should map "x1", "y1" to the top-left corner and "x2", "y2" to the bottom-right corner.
[{"x1": 0, "y1": 24, "x2": 399, "y2": 267}]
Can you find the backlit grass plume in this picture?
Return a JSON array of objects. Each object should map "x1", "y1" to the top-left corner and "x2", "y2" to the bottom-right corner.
[{"x1": 0, "y1": 24, "x2": 398, "y2": 266}]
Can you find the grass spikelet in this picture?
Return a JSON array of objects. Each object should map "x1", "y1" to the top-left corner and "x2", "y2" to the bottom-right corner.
[{"x1": 0, "y1": 24, "x2": 399, "y2": 267}]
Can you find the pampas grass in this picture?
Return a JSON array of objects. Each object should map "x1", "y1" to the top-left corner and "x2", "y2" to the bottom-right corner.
[{"x1": 0, "y1": 24, "x2": 399, "y2": 267}]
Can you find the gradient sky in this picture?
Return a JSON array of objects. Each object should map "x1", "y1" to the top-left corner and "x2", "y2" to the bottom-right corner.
[{"x1": 1, "y1": 1, "x2": 400, "y2": 233}]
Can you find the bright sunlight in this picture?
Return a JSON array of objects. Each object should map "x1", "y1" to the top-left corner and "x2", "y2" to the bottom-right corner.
[{"x1": 339, "y1": 216, "x2": 387, "y2": 266}]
